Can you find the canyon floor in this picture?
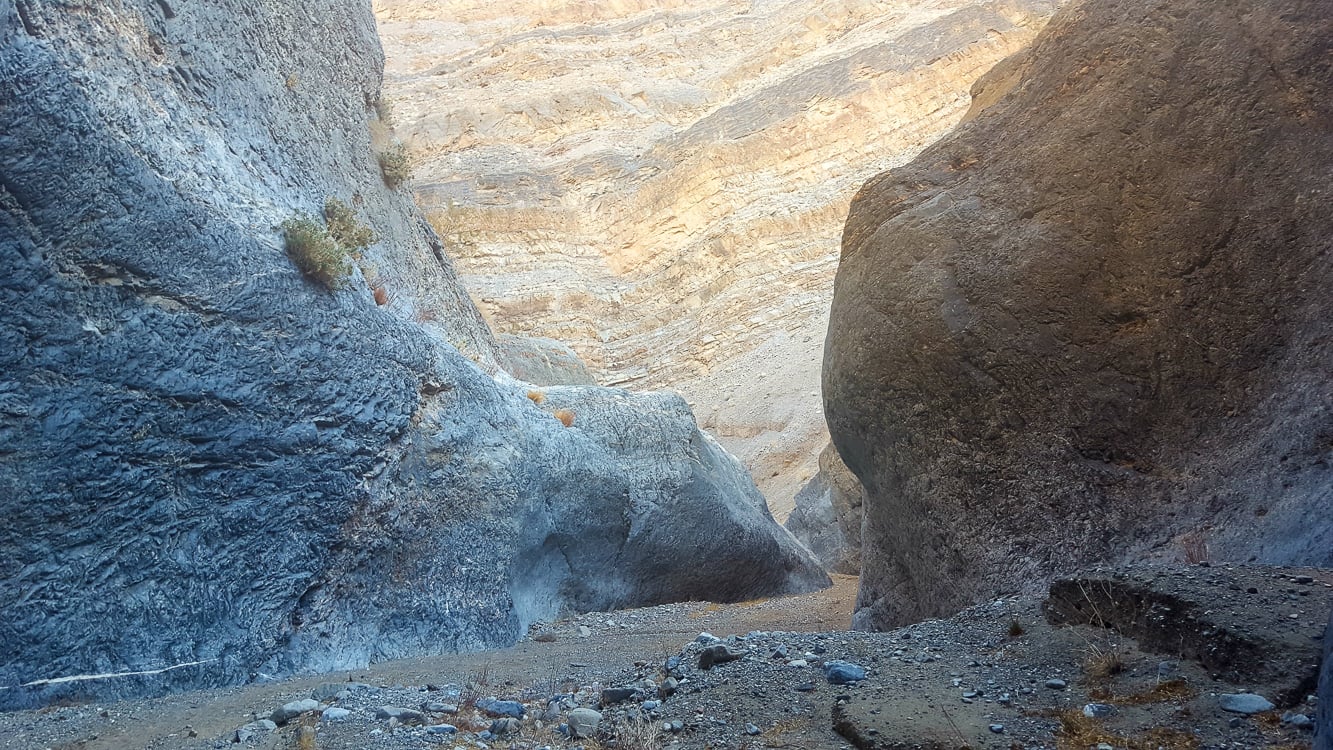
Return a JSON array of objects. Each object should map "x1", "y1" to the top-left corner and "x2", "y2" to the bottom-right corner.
[{"x1": 3, "y1": 567, "x2": 1327, "y2": 750}]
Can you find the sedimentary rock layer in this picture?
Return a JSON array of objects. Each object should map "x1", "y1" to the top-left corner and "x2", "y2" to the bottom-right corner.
[
  {"x1": 374, "y1": 0, "x2": 1061, "y2": 517},
  {"x1": 825, "y1": 0, "x2": 1333, "y2": 628},
  {"x1": 0, "y1": 0, "x2": 825, "y2": 708}
]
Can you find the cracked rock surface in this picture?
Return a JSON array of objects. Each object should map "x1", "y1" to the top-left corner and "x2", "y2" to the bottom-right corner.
[
  {"x1": 0, "y1": 0, "x2": 825, "y2": 709},
  {"x1": 825, "y1": 0, "x2": 1333, "y2": 629}
]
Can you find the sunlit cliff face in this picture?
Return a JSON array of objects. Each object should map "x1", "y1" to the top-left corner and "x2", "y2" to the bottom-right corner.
[{"x1": 373, "y1": 0, "x2": 1060, "y2": 517}]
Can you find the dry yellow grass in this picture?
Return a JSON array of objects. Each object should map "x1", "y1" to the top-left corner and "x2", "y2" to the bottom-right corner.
[
  {"x1": 1050, "y1": 709, "x2": 1200, "y2": 750},
  {"x1": 1082, "y1": 642, "x2": 1126, "y2": 682},
  {"x1": 1118, "y1": 679, "x2": 1196, "y2": 705},
  {"x1": 526, "y1": 390, "x2": 545, "y2": 405},
  {"x1": 554, "y1": 408, "x2": 575, "y2": 427}
]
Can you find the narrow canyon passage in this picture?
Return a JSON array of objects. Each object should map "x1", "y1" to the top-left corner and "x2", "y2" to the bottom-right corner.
[{"x1": 372, "y1": 0, "x2": 1059, "y2": 520}]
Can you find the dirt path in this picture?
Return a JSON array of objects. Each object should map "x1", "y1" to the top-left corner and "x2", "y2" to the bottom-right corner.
[{"x1": 0, "y1": 576, "x2": 858, "y2": 750}]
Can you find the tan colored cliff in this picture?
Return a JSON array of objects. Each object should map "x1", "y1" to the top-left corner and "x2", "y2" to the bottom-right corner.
[{"x1": 374, "y1": 0, "x2": 1060, "y2": 518}]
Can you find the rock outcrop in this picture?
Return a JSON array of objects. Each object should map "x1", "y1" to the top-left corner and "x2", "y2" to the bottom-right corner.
[
  {"x1": 0, "y1": 0, "x2": 825, "y2": 709},
  {"x1": 496, "y1": 334, "x2": 597, "y2": 386},
  {"x1": 374, "y1": 0, "x2": 1063, "y2": 518},
  {"x1": 825, "y1": 0, "x2": 1333, "y2": 629},
  {"x1": 785, "y1": 444, "x2": 863, "y2": 574}
]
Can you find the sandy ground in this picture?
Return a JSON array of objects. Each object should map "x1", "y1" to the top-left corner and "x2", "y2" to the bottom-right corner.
[{"x1": 0, "y1": 577, "x2": 858, "y2": 750}]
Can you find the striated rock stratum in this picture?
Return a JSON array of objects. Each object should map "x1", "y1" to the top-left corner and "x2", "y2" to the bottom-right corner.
[
  {"x1": 825, "y1": 0, "x2": 1333, "y2": 629},
  {"x1": 0, "y1": 0, "x2": 825, "y2": 708},
  {"x1": 374, "y1": 0, "x2": 1062, "y2": 518}
]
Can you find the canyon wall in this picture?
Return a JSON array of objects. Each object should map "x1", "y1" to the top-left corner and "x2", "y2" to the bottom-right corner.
[
  {"x1": 374, "y1": 0, "x2": 1062, "y2": 517},
  {"x1": 0, "y1": 0, "x2": 825, "y2": 708},
  {"x1": 825, "y1": 0, "x2": 1333, "y2": 628}
]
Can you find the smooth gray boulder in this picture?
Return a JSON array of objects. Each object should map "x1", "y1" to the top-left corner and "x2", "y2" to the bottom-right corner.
[
  {"x1": 567, "y1": 707, "x2": 602, "y2": 738},
  {"x1": 497, "y1": 334, "x2": 597, "y2": 386},
  {"x1": 0, "y1": 0, "x2": 826, "y2": 709},
  {"x1": 1219, "y1": 694, "x2": 1275, "y2": 716},
  {"x1": 824, "y1": 0, "x2": 1333, "y2": 629}
]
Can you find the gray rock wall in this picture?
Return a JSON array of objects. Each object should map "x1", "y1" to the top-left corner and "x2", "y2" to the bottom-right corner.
[
  {"x1": 785, "y1": 444, "x2": 863, "y2": 575},
  {"x1": 0, "y1": 0, "x2": 826, "y2": 709},
  {"x1": 824, "y1": 0, "x2": 1333, "y2": 629}
]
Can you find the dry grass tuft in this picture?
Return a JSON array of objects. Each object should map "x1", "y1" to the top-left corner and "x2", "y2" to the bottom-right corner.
[
  {"x1": 554, "y1": 408, "x2": 575, "y2": 427},
  {"x1": 371, "y1": 284, "x2": 389, "y2": 306},
  {"x1": 294, "y1": 716, "x2": 318, "y2": 750},
  {"x1": 1118, "y1": 678, "x2": 1196, "y2": 705},
  {"x1": 1082, "y1": 642, "x2": 1126, "y2": 682},
  {"x1": 1008, "y1": 619, "x2": 1025, "y2": 637},
  {"x1": 1180, "y1": 531, "x2": 1210, "y2": 564},
  {"x1": 608, "y1": 716, "x2": 664, "y2": 750},
  {"x1": 527, "y1": 390, "x2": 545, "y2": 405},
  {"x1": 1049, "y1": 709, "x2": 1199, "y2": 750}
]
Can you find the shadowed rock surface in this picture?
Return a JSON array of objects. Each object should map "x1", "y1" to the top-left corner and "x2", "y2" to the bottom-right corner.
[
  {"x1": 0, "y1": 0, "x2": 826, "y2": 709},
  {"x1": 785, "y1": 444, "x2": 864, "y2": 574},
  {"x1": 825, "y1": 0, "x2": 1333, "y2": 629}
]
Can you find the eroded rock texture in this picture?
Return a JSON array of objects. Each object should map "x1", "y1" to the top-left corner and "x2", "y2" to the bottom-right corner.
[
  {"x1": 825, "y1": 0, "x2": 1333, "y2": 629},
  {"x1": 374, "y1": 0, "x2": 1062, "y2": 518},
  {"x1": 785, "y1": 444, "x2": 864, "y2": 574},
  {"x1": 0, "y1": 0, "x2": 825, "y2": 708}
]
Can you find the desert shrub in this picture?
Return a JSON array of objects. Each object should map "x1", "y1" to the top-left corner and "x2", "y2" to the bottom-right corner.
[
  {"x1": 323, "y1": 197, "x2": 375, "y2": 253},
  {"x1": 378, "y1": 142, "x2": 412, "y2": 187},
  {"x1": 553, "y1": 408, "x2": 575, "y2": 427},
  {"x1": 371, "y1": 284, "x2": 389, "y2": 306},
  {"x1": 282, "y1": 214, "x2": 351, "y2": 289},
  {"x1": 527, "y1": 390, "x2": 545, "y2": 405}
]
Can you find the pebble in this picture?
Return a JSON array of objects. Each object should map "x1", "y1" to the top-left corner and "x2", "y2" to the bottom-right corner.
[
  {"x1": 698, "y1": 644, "x2": 746, "y2": 670},
  {"x1": 271, "y1": 698, "x2": 321, "y2": 725},
  {"x1": 1044, "y1": 678, "x2": 1067, "y2": 690},
  {"x1": 1083, "y1": 703, "x2": 1114, "y2": 718},
  {"x1": 745, "y1": 723, "x2": 761, "y2": 735},
  {"x1": 641, "y1": 700, "x2": 661, "y2": 711},
  {"x1": 1218, "y1": 693, "x2": 1275, "y2": 715},
  {"x1": 425, "y1": 723, "x2": 457, "y2": 734},
  {"x1": 601, "y1": 687, "x2": 637, "y2": 704},
  {"x1": 989, "y1": 724, "x2": 1004, "y2": 734},
  {"x1": 1281, "y1": 712, "x2": 1314, "y2": 729},
  {"x1": 787, "y1": 659, "x2": 808, "y2": 668},
  {"x1": 577, "y1": 625, "x2": 592, "y2": 638},
  {"x1": 422, "y1": 701, "x2": 458, "y2": 713},
  {"x1": 376, "y1": 706, "x2": 426, "y2": 724},
  {"x1": 234, "y1": 719, "x2": 276, "y2": 742},
  {"x1": 567, "y1": 707, "x2": 602, "y2": 738},
  {"x1": 476, "y1": 698, "x2": 526, "y2": 718},
  {"x1": 321, "y1": 707, "x2": 351, "y2": 721},
  {"x1": 311, "y1": 683, "x2": 345, "y2": 702},
  {"x1": 824, "y1": 661, "x2": 867, "y2": 685},
  {"x1": 795, "y1": 681, "x2": 816, "y2": 692},
  {"x1": 659, "y1": 677, "x2": 679, "y2": 697}
]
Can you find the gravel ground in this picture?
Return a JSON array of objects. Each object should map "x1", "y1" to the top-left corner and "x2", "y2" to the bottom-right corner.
[{"x1": 2, "y1": 567, "x2": 1327, "y2": 750}]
